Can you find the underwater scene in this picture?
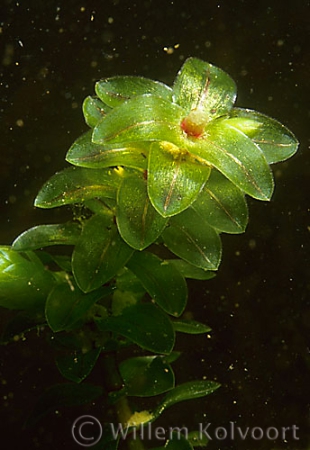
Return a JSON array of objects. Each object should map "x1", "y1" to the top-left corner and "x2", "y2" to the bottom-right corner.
[{"x1": 1, "y1": 1, "x2": 309, "y2": 449}]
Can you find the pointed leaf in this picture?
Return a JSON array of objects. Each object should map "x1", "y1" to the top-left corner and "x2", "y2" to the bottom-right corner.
[
  {"x1": 172, "y1": 319, "x2": 211, "y2": 334},
  {"x1": 66, "y1": 130, "x2": 148, "y2": 170},
  {"x1": 148, "y1": 141, "x2": 211, "y2": 217},
  {"x1": 229, "y1": 108, "x2": 299, "y2": 164},
  {"x1": 35, "y1": 167, "x2": 122, "y2": 209},
  {"x1": 83, "y1": 96, "x2": 111, "y2": 128},
  {"x1": 162, "y1": 208, "x2": 221, "y2": 270},
  {"x1": 95, "y1": 302, "x2": 175, "y2": 354},
  {"x1": 12, "y1": 222, "x2": 81, "y2": 251},
  {"x1": 0, "y1": 247, "x2": 55, "y2": 310},
  {"x1": 46, "y1": 281, "x2": 109, "y2": 332},
  {"x1": 169, "y1": 259, "x2": 216, "y2": 281},
  {"x1": 56, "y1": 348, "x2": 101, "y2": 383},
  {"x1": 187, "y1": 119, "x2": 274, "y2": 200},
  {"x1": 92, "y1": 95, "x2": 184, "y2": 146},
  {"x1": 154, "y1": 380, "x2": 220, "y2": 418},
  {"x1": 173, "y1": 57, "x2": 236, "y2": 118},
  {"x1": 72, "y1": 214, "x2": 134, "y2": 292},
  {"x1": 192, "y1": 170, "x2": 248, "y2": 234},
  {"x1": 117, "y1": 174, "x2": 168, "y2": 250},
  {"x1": 126, "y1": 251, "x2": 188, "y2": 317},
  {"x1": 95, "y1": 76, "x2": 173, "y2": 108},
  {"x1": 119, "y1": 355, "x2": 174, "y2": 397}
]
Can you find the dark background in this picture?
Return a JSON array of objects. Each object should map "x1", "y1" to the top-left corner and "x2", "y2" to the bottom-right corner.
[{"x1": 0, "y1": 0, "x2": 309, "y2": 449}]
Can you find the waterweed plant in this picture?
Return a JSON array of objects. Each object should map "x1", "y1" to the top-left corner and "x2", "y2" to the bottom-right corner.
[{"x1": 0, "y1": 57, "x2": 298, "y2": 449}]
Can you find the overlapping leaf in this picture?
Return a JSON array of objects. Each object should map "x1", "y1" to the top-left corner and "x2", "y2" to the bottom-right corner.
[
  {"x1": 95, "y1": 75, "x2": 173, "y2": 108},
  {"x1": 148, "y1": 141, "x2": 211, "y2": 217},
  {"x1": 72, "y1": 213, "x2": 134, "y2": 292},
  {"x1": 185, "y1": 119, "x2": 274, "y2": 200},
  {"x1": 126, "y1": 251, "x2": 188, "y2": 317},
  {"x1": 66, "y1": 130, "x2": 148, "y2": 170},
  {"x1": 35, "y1": 167, "x2": 122, "y2": 209},
  {"x1": 192, "y1": 170, "x2": 248, "y2": 234},
  {"x1": 92, "y1": 95, "x2": 184, "y2": 146},
  {"x1": 95, "y1": 302, "x2": 175, "y2": 354},
  {"x1": 119, "y1": 355, "x2": 174, "y2": 397},
  {"x1": 83, "y1": 96, "x2": 111, "y2": 128},
  {"x1": 228, "y1": 108, "x2": 299, "y2": 164},
  {"x1": 12, "y1": 222, "x2": 81, "y2": 251},
  {"x1": 162, "y1": 208, "x2": 221, "y2": 270},
  {"x1": 117, "y1": 174, "x2": 168, "y2": 250},
  {"x1": 173, "y1": 57, "x2": 237, "y2": 118}
]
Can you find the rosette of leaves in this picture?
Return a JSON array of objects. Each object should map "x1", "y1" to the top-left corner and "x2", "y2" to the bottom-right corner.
[{"x1": 10, "y1": 57, "x2": 298, "y2": 306}]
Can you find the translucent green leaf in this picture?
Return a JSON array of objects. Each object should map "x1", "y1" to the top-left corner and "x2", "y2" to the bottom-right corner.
[
  {"x1": 117, "y1": 174, "x2": 168, "y2": 250},
  {"x1": 119, "y1": 355, "x2": 174, "y2": 397},
  {"x1": 192, "y1": 170, "x2": 248, "y2": 234},
  {"x1": 83, "y1": 96, "x2": 111, "y2": 128},
  {"x1": 0, "y1": 247, "x2": 56, "y2": 310},
  {"x1": 187, "y1": 119, "x2": 274, "y2": 200},
  {"x1": 72, "y1": 214, "x2": 134, "y2": 293},
  {"x1": 173, "y1": 57, "x2": 236, "y2": 118},
  {"x1": 162, "y1": 208, "x2": 221, "y2": 270},
  {"x1": 95, "y1": 302, "x2": 175, "y2": 354},
  {"x1": 154, "y1": 380, "x2": 220, "y2": 418},
  {"x1": 25, "y1": 383, "x2": 103, "y2": 427},
  {"x1": 46, "y1": 281, "x2": 108, "y2": 332},
  {"x1": 35, "y1": 167, "x2": 122, "y2": 209},
  {"x1": 172, "y1": 319, "x2": 211, "y2": 334},
  {"x1": 126, "y1": 252, "x2": 188, "y2": 317},
  {"x1": 92, "y1": 95, "x2": 184, "y2": 146},
  {"x1": 169, "y1": 259, "x2": 216, "y2": 281},
  {"x1": 12, "y1": 222, "x2": 81, "y2": 251},
  {"x1": 187, "y1": 431, "x2": 209, "y2": 448},
  {"x1": 66, "y1": 130, "x2": 148, "y2": 170},
  {"x1": 148, "y1": 141, "x2": 211, "y2": 217},
  {"x1": 95, "y1": 76, "x2": 173, "y2": 108},
  {"x1": 55, "y1": 348, "x2": 101, "y2": 383},
  {"x1": 228, "y1": 108, "x2": 299, "y2": 164}
]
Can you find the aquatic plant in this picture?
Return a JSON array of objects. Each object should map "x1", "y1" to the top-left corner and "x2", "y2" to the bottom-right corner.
[{"x1": 0, "y1": 57, "x2": 298, "y2": 449}]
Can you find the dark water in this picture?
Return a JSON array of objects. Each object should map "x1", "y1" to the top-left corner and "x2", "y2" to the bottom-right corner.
[{"x1": 1, "y1": 0, "x2": 309, "y2": 449}]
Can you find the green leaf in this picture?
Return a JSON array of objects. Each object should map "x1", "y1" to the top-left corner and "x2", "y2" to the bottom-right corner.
[
  {"x1": 35, "y1": 166, "x2": 122, "y2": 209},
  {"x1": 55, "y1": 348, "x2": 101, "y2": 383},
  {"x1": 72, "y1": 214, "x2": 134, "y2": 293},
  {"x1": 172, "y1": 319, "x2": 211, "y2": 334},
  {"x1": 117, "y1": 174, "x2": 168, "y2": 250},
  {"x1": 126, "y1": 252, "x2": 188, "y2": 317},
  {"x1": 187, "y1": 431, "x2": 209, "y2": 448},
  {"x1": 95, "y1": 76, "x2": 173, "y2": 108},
  {"x1": 83, "y1": 96, "x2": 111, "y2": 128},
  {"x1": 162, "y1": 208, "x2": 222, "y2": 270},
  {"x1": 66, "y1": 130, "x2": 148, "y2": 170},
  {"x1": 92, "y1": 95, "x2": 184, "y2": 147},
  {"x1": 173, "y1": 57, "x2": 236, "y2": 118},
  {"x1": 95, "y1": 302, "x2": 175, "y2": 354},
  {"x1": 169, "y1": 259, "x2": 216, "y2": 281},
  {"x1": 192, "y1": 170, "x2": 248, "y2": 234},
  {"x1": 148, "y1": 141, "x2": 211, "y2": 217},
  {"x1": 12, "y1": 222, "x2": 81, "y2": 251},
  {"x1": 187, "y1": 119, "x2": 274, "y2": 200},
  {"x1": 228, "y1": 108, "x2": 299, "y2": 164},
  {"x1": 119, "y1": 355, "x2": 174, "y2": 397},
  {"x1": 25, "y1": 383, "x2": 103, "y2": 427},
  {"x1": 154, "y1": 380, "x2": 220, "y2": 419},
  {"x1": 0, "y1": 247, "x2": 56, "y2": 310},
  {"x1": 46, "y1": 281, "x2": 109, "y2": 332}
]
